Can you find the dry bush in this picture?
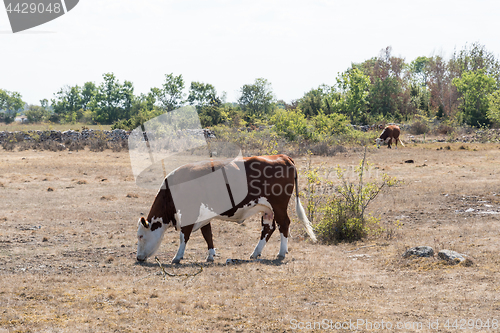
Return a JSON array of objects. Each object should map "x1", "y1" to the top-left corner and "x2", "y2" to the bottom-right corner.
[
  {"x1": 107, "y1": 141, "x2": 127, "y2": 152},
  {"x1": 17, "y1": 141, "x2": 36, "y2": 151},
  {"x1": 409, "y1": 120, "x2": 428, "y2": 135},
  {"x1": 89, "y1": 138, "x2": 107, "y2": 152},
  {"x1": 302, "y1": 141, "x2": 347, "y2": 156},
  {"x1": 1, "y1": 140, "x2": 15, "y2": 151},
  {"x1": 39, "y1": 140, "x2": 66, "y2": 152},
  {"x1": 436, "y1": 123, "x2": 454, "y2": 135},
  {"x1": 67, "y1": 141, "x2": 86, "y2": 152}
]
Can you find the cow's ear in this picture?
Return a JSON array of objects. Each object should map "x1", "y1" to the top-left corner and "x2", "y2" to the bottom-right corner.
[{"x1": 140, "y1": 217, "x2": 149, "y2": 228}]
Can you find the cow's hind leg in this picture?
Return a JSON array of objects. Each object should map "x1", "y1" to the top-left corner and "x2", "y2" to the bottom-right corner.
[
  {"x1": 172, "y1": 224, "x2": 194, "y2": 264},
  {"x1": 201, "y1": 223, "x2": 216, "y2": 262},
  {"x1": 275, "y1": 209, "x2": 291, "y2": 260},
  {"x1": 250, "y1": 210, "x2": 275, "y2": 259}
]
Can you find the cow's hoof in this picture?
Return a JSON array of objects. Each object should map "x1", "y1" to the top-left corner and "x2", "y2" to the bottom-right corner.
[
  {"x1": 171, "y1": 258, "x2": 181, "y2": 264},
  {"x1": 250, "y1": 254, "x2": 261, "y2": 259},
  {"x1": 206, "y1": 257, "x2": 214, "y2": 262},
  {"x1": 276, "y1": 255, "x2": 285, "y2": 260}
]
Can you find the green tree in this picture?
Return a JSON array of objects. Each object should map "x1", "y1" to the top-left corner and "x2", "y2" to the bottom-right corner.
[
  {"x1": 486, "y1": 90, "x2": 500, "y2": 125},
  {"x1": 40, "y1": 98, "x2": 49, "y2": 110},
  {"x1": 81, "y1": 82, "x2": 97, "y2": 111},
  {"x1": 93, "y1": 73, "x2": 135, "y2": 124},
  {"x1": 452, "y1": 69, "x2": 496, "y2": 126},
  {"x1": 238, "y1": 78, "x2": 275, "y2": 117},
  {"x1": 298, "y1": 85, "x2": 331, "y2": 117},
  {"x1": 51, "y1": 85, "x2": 82, "y2": 120},
  {"x1": 0, "y1": 89, "x2": 24, "y2": 124},
  {"x1": 335, "y1": 68, "x2": 371, "y2": 123},
  {"x1": 450, "y1": 42, "x2": 500, "y2": 84},
  {"x1": 355, "y1": 47, "x2": 406, "y2": 121},
  {"x1": 154, "y1": 73, "x2": 185, "y2": 111},
  {"x1": 25, "y1": 104, "x2": 50, "y2": 123},
  {"x1": 187, "y1": 81, "x2": 217, "y2": 108},
  {"x1": 186, "y1": 81, "x2": 226, "y2": 127},
  {"x1": 409, "y1": 56, "x2": 431, "y2": 87}
]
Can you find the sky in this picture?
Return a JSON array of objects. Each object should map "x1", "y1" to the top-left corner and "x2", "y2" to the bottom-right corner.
[{"x1": 1, "y1": 0, "x2": 500, "y2": 105}]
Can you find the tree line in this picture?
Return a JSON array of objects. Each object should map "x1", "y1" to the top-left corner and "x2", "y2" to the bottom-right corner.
[{"x1": 2, "y1": 43, "x2": 500, "y2": 130}]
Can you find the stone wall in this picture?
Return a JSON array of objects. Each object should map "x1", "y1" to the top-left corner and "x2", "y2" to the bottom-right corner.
[
  {"x1": 0, "y1": 129, "x2": 130, "y2": 144},
  {"x1": 0, "y1": 128, "x2": 216, "y2": 144}
]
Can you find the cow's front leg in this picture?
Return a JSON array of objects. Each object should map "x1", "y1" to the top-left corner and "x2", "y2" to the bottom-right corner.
[
  {"x1": 250, "y1": 211, "x2": 275, "y2": 259},
  {"x1": 385, "y1": 137, "x2": 391, "y2": 149},
  {"x1": 172, "y1": 224, "x2": 193, "y2": 264},
  {"x1": 201, "y1": 223, "x2": 216, "y2": 262}
]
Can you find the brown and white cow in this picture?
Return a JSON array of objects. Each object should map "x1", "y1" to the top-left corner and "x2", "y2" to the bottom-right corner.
[
  {"x1": 375, "y1": 125, "x2": 405, "y2": 149},
  {"x1": 136, "y1": 154, "x2": 316, "y2": 263}
]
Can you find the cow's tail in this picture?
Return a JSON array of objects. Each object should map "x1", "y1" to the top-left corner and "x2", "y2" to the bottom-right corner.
[
  {"x1": 294, "y1": 168, "x2": 317, "y2": 242},
  {"x1": 398, "y1": 138, "x2": 405, "y2": 147}
]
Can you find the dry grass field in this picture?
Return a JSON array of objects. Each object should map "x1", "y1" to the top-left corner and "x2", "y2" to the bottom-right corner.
[{"x1": 1, "y1": 139, "x2": 499, "y2": 332}]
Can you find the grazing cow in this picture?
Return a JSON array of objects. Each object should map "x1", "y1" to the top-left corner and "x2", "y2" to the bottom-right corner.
[
  {"x1": 376, "y1": 125, "x2": 405, "y2": 149},
  {"x1": 136, "y1": 154, "x2": 317, "y2": 263}
]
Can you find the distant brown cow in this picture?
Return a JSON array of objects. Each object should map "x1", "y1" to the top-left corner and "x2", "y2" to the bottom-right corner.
[{"x1": 376, "y1": 125, "x2": 405, "y2": 149}]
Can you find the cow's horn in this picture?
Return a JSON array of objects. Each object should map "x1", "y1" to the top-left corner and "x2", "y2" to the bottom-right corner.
[{"x1": 140, "y1": 217, "x2": 149, "y2": 228}]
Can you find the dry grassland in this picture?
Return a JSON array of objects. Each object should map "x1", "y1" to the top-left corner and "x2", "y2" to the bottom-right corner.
[{"x1": 0, "y1": 140, "x2": 499, "y2": 332}]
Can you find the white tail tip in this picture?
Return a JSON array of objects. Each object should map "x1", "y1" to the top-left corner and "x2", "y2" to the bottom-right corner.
[{"x1": 296, "y1": 198, "x2": 317, "y2": 242}]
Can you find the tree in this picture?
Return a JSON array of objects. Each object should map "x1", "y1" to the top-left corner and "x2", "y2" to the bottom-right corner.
[
  {"x1": 409, "y1": 56, "x2": 430, "y2": 87},
  {"x1": 238, "y1": 78, "x2": 275, "y2": 117},
  {"x1": 299, "y1": 86, "x2": 329, "y2": 117},
  {"x1": 426, "y1": 55, "x2": 453, "y2": 117},
  {"x1": 51, "y1": 85, "x2": 82, "y2": 121},
  {"x1": 355, "y1": 47, "x2": 406, "y2": 121},
  {"x1": 0, "y1": 89, "x2": 24, "y2": 123},
  {"x1": 25, "y1": 105, "x2": 49, "y2": 123},
  {"x1": 154, "y1": 73, "x2": 185, "y2": 111},
  {"x1": 450, "y1": 42, "x2": 500, "y2": 83},
  {"x1": 452, "y1": 69, "x2": 496, "y2": 126},
  {"x1": 93, "y1": 73, "x2": 135, "y2": 124},
  {"x1": 81, "y1": 82, "x2": 97, "y2": 111},
  {"x1": 40, "y1": 98, "x2": 49, "y2": 110},
  {"x1": 335, "y1": 68, "x2": 370, "y2": 123},
  {"x1": 487, "y1": 90, "x2": 500, "y2": 125},
  {"x1": 187, "y1": 81, "x2": 217, "y2": 108}
]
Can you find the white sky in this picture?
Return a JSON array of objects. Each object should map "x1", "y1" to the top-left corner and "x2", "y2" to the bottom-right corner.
[{"x1": 1, "y1": 0, "x2": 500, "y2": 105}]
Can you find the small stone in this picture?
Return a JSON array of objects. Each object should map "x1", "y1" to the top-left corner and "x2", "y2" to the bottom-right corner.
[
  {"x1": 438, "y1": 250, "x2": 466, "y2": 264},
  {"x1": 402, "y1": 246, "x2": 434, "y2": 258}
]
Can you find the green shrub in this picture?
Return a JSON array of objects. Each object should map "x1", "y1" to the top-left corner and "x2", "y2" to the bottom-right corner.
[
  {"x1": 270, "y1": 108, "x2": 310, "y2": 141},
  {"x1": 303, "y1": 147, "x2": 399, "y2": 244}
]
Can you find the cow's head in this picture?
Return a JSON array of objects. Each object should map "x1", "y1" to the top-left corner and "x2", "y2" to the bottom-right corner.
[
  {"x1": 375, "y1": 138, "x2": 383, "y2": 148},
  {"x1": 136, "y1": 216, "x2": 165, "y2": 261}
]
